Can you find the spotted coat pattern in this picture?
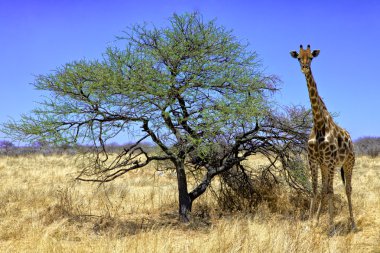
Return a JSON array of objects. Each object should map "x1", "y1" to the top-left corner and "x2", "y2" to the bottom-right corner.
[{"x1": 290, "y1": 45, "x2": 356, "y2": 232}]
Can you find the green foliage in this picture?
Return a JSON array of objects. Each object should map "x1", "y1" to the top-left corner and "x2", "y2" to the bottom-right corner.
[{"x1": 2, "y1": 12, "x2": 275, "y2": 155}]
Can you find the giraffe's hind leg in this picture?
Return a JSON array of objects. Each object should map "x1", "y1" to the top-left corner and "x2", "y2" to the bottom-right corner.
[{"x1": 343, "y1": 155, "x2": 356, "y2": 231}]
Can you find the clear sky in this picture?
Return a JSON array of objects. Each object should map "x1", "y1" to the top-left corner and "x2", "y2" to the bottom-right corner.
[{"x1": 1, "y1": 0, "x2": 379, "y2": 143}]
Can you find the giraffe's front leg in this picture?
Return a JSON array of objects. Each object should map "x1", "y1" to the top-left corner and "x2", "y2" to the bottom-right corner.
[
  {"x1": 316, "y1": 165, "x2": 327, "y2": 225},
  {"x1": 327, "y1": 168, "x2": 336, "y2": 235},
  {"x1": 308, "y1": 139, "x2": 319, "y2": 221},
  {"x1": 309, "y1": 158, "x2": 318, "y2": 220}
]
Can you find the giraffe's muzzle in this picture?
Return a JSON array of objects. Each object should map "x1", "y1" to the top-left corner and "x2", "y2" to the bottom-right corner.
[{"x1": 301, "y1": 66, "x2": 310, "y2": 73}]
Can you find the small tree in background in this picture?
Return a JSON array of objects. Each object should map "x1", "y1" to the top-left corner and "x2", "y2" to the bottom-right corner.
[
  {"x1": 0, "y1": 140, "x2": 15, "y2": 155},
  {"x1": 2, "y1": 13, "x2": 311, "y2": 221},
  {"x1": 354, "y1": 136, "x2": 380, "y2": 158}
]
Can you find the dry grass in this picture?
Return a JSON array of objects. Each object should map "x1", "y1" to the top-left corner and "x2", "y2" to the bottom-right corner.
[{"x1": 0, "y1": 154, "x2": 379, "y2": 252}]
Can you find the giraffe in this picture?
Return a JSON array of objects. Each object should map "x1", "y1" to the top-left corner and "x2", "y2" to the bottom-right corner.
[{"x1": 290, "y1": 45, "x2": 356, "y2": 233}]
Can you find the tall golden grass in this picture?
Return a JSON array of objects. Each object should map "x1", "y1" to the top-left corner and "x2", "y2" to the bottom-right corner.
[{"x1": 0, "y1": 154, "x2": 379, "y2": 252}]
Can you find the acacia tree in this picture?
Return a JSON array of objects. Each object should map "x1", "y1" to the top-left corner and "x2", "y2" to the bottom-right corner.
[{"x1": 2, "y1": 13, "x2": 280, "y2": 221}]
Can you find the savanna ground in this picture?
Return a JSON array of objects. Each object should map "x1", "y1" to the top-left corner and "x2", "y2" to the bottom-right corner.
[{"x1": 0, "y1": 154, "x2": 379, "y2": 252}]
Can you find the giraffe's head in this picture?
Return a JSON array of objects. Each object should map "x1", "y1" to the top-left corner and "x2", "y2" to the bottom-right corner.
[{"x1": 290, "y1": 45, "x2": 320, "y2": 74}]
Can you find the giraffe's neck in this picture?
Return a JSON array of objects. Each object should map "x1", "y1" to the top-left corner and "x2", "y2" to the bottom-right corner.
[{"x1": 305, "y1": 69, "x2": 328, "y2": 131}]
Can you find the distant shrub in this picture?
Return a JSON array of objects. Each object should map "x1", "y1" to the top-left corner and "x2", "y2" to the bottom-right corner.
[
  {"x1": 0, "y1": 140, "x2": 155, "y2": 157},
  {"x1": 0, "y1": 140, "x2": 15, "y2": 155},
  {"x1": 354, "y1": 136, "x2": 380, "y2": 158}
]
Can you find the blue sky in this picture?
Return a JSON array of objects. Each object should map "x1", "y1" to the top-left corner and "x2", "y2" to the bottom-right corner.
[{"x1": 1, "y1": 0, "x2": 379, "y2": 143}]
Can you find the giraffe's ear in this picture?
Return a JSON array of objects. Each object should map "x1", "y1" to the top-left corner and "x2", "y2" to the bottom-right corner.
[
  {"x1": 290, "y1": 51, "x2": 298, "y2": 58},
  {"x1": 312, "y1": 50, "x2": 320, "y2": 57}
]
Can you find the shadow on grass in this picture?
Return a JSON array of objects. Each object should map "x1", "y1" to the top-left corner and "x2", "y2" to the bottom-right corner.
[
  {"x1": 332, "y1": 220, "x2": 361, "y2": 237},
  {"x1": 39, "y1": 203, "x2": 213, "y2": 237}
]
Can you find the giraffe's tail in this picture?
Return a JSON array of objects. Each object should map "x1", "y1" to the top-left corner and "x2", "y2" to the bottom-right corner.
[{"x1": 340, "y1": 167, "x2": 346, "y2": 185}]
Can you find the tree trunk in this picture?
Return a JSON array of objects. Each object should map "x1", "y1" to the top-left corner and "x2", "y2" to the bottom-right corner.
[{"x1": 175, "y1": 160, "x2": 192, "y2": 222}]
